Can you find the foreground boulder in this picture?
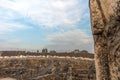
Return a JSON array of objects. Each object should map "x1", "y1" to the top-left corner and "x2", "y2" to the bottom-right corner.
[{"x1": 90, "y1": 0, "x2": 120, "y2": 80}]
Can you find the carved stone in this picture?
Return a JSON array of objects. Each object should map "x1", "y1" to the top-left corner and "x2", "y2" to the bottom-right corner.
[{"x1": 90, "y1": 0, "x2": 120, "y2": 80}]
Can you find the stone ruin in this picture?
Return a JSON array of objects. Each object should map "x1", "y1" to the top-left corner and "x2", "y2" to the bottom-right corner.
[
  {"x1": 0, "y1": 57, "x2": 95, "y2": 80},
  {"x1": 0, "y1": 0, "x2": 119, "y2": 80},
  {"x1": 90, "y1": 0, "x2": 120, "y2": 80}
]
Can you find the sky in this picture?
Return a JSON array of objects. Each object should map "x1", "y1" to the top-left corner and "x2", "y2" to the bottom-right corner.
[{"x1": 0, "y1": 0, "x2": 94, "y2": 53}]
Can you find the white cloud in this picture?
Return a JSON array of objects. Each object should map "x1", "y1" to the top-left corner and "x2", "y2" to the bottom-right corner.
[
  {"x1": 0, "y1": 38, "x2": 21, "y2": 50},
  {"x1": 0, "y1": 0, "x2": 87, "y2": 30},
  {"x1": 0, "y1": 22, "x2": 30, "y2": 34},
  {"x1": 0, "y1": 38, "x2": 44, "y2": 51},
  {"x1": 0, "y1": 38, "x2": 20, "y2": 43},
  {"x1": 0, "y1": 4, "x2": 32, "y2": 34},
  {"x1": 0, "y1": 0, "x2": 93, "y2": 52},
  {"x1": 45, "y1": 29, "x2": 94, "y2": 53}
]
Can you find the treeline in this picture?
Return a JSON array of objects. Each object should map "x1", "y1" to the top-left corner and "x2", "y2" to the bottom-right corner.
[{"x1": 0, "y1": 51, "x2": 94, "y2": 58}]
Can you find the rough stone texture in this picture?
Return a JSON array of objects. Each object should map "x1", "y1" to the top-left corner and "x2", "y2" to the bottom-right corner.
[
  {"x1": 90, "y1": 0, "x2": 120, "y2": 80},
  {"x1": 0, "y1": 78, "x2": 16, "y2": 80},
  {"x1": 0, "y1": 57, "x2": 95, "y2": 80}
]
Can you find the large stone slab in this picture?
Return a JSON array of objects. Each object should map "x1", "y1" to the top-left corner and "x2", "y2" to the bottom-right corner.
[{"x1": 0, "y1": 78, "x2": 16, "y2": 80}]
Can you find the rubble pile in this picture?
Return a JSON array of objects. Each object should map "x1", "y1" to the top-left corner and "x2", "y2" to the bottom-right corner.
[{"x1": 0, "y1": 57, "x2": 95, "y2": 80}]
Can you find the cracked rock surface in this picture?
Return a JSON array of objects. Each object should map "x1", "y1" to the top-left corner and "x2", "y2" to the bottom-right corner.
[{"x1": 90, "y1": 0, "x2": 120, "y2": 80}]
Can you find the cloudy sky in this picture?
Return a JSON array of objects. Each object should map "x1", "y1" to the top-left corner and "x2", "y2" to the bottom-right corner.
[{"x1": 0, "y1": 0, "x2": 94, "y2": 53}]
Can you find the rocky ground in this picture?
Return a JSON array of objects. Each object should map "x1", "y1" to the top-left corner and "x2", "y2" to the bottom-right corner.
[{"x1": 0, "y1": 56, "x2": 96, "y2": 80}]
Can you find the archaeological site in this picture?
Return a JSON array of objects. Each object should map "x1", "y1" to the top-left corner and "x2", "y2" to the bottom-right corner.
[{"x1": 0, "y1": 0, "x2": 119, "y2": 80}]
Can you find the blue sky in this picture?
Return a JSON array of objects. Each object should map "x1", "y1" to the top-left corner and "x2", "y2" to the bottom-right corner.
[{"x1": 0, "y1": 0, "x2": 94, "y2": 52}]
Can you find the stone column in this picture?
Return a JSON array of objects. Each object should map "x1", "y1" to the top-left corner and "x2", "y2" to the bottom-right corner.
[
  {"x1": 89, "y1": 0, "x2": 120, "y2": 80},
  {"x1": 67, "y1": 67, "x2": 72, "y2": 80}
]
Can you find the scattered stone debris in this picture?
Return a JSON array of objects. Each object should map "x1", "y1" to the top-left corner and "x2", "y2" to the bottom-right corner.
[{"x1": 0, "y1": 57, "x2": 95, "y2": 80}]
